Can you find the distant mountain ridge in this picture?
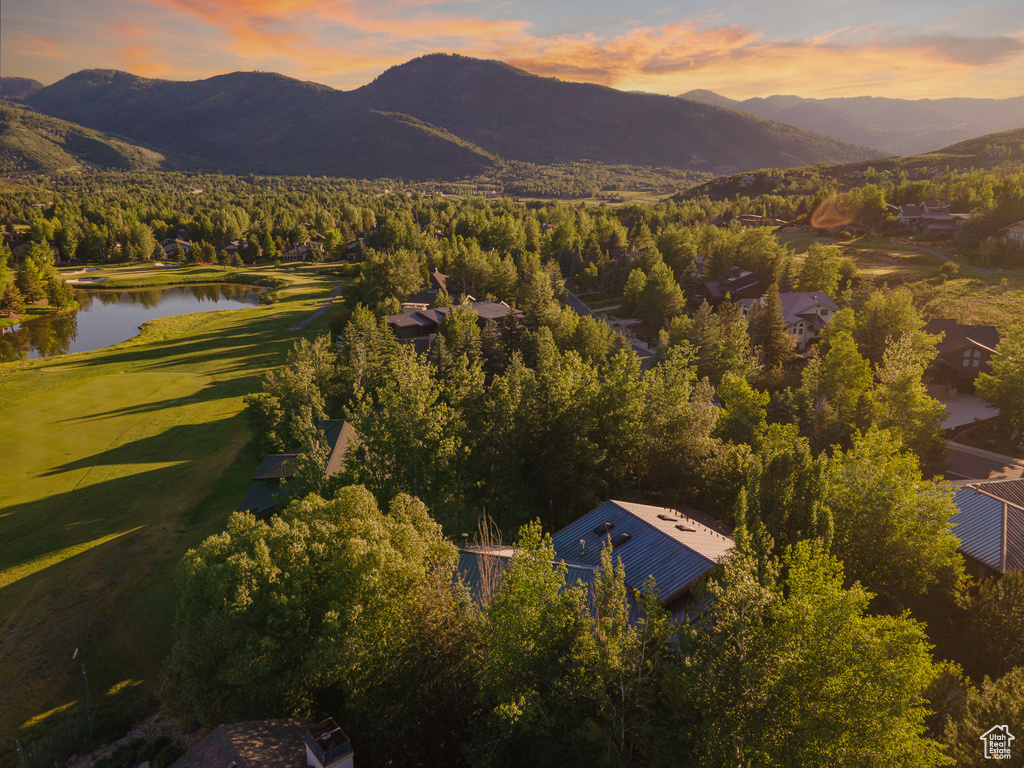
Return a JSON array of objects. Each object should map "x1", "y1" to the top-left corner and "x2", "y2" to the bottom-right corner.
[
  {"x1": 15, "y1": 54, "x2": 880, "y2": 180},
  {"x1": 0, "y1": 77, "x2": 44, "y2": 102},
  {"x1": 678, "y1": 90, "x2": 1024, "y2": 156}
]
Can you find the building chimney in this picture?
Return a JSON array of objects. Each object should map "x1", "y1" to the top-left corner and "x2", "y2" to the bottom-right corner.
[{"x1": 305, "y1": 719, "x2": 354, "y2": 768}]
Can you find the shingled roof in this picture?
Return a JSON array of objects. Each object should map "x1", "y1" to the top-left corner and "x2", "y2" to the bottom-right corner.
[
  {"x1": 171, "y1": 719, "x2": 309, "y2": 768},
  {"x1": 924, "y1": 319, "x2": 1000, "y2": 355}
]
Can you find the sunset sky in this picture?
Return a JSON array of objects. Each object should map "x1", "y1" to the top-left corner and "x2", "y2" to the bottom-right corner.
[{"x1": 2, "y1": 0, "x2": 1023, "y2": 99}]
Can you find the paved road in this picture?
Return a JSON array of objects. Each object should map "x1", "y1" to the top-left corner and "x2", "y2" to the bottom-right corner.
[{"x1": 289, "y1": 281, "x2": 343, "y2": 332}]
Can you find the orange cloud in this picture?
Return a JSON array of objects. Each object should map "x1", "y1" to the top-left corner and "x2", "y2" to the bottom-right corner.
[
  {"x1": 15, "y1": 0, "x2": 1022, "y2": 100},
  {"x1": 6, "y1": 31, "x2": 66, "y2": 59},
  {"x1": 489, "y1": 27, "x2": 1024, "y2": 99}
]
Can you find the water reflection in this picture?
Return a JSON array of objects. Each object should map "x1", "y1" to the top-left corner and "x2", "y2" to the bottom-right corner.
[{"x1": 1, "y1": 284, "x2": 262, "y2": 362}]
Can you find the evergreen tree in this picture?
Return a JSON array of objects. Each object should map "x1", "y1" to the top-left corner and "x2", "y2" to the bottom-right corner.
[
  {"x1": 749, "y1": 283, "x2": 792, "y2": 372},
  {"x1": 0, "y1": 281, "x2": 25, "y2": 314},
  {"x1": 14, "y1": 258, "x2": 45, "y2": 303}
]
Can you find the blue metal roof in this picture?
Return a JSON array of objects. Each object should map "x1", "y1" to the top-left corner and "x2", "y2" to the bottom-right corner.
[
  {"x1": 951, "y1": 487, "x2": 1004, "y2": 571},
  {"x1": 1008, "y1": 506, "x2": 1024, "y2": 573},
  {"x1": 550, "y1": 500, "x2": 733, "y2": 603}
]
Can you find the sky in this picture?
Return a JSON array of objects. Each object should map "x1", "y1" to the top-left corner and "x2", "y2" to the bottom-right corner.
[{"x1": 2, "y1": 0, "x2": 1023, "y2": 100}]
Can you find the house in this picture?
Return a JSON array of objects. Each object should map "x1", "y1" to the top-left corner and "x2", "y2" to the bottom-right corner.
[
  {"x1": 897, "y1": 204, "x2": 925, "y2": 228},
  {"x1": 283, "y1": 239, "x2": 324, "y2": 262},
  {"x1": 923, "y1": 319, "x2": 1000, "y2": 392},
  {"x1": 457, "y1": 500, "x2": 733, "y2": 622},
  {"x1": 949, "y1": 479, "x2": 1024, "y2": 579},
  {"x1": 11, "y1": 240, "x2": 61, "y2": 264},
  {"x1": 456, "y1": 544, "x2": 641, "y2": 621},
  {"x1": 171, "y1": 718, "x2": 353, "y2": 768},
  {"x1": 1001, "y1": 220, "x2": 1024, "y2": 247},
  {"x1": 161, "y1": 238, "x2": 193, "y2": 259},
  {"x1": 235, "y1": 420, "x2": 354, "y2": 517},
  {"x1": 921, "y1": 200, "x2": 949, "y2": 214},
  {"x1": 898, "y1": 202, "x2": 967, "y2": 238},
  {"x1": 697, "y1": 267, "x2": 769, "y2": 307},
  {"x1": 386, "y1": 300, "x2": 523, "y2": 344},
  {"x1": 404, "y1": 268, "x2": 458, "y2": 307},
  {"x1": 920, "y1": 213, "x2": 969, "y2": 239},
  {"x1": 550, "y1": 500, "x2": 734, "y2": 620},
  {"x1": 740, "y1": 292, "x2": 839, "y2": 351}
]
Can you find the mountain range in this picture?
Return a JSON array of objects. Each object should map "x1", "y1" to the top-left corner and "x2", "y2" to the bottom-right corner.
[
  {"x1": 1, "y1": 54, "x2": 881, "y2": 179},
  {"x1": 678, "y1": 90, "x2": 1024, "y2": 156}
]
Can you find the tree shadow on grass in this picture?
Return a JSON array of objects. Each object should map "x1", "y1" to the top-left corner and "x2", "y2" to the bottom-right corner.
[
  {"x1": 1, "y1": 412, "x2": 252, "y2": 571},
  {"x1": 41, "y1": 416, "x2": 248, "y2": 477},
  {"x1": 0, "y1": 448, "x2": 255, "y2": 742},
  {"x1": 54, "y1": 376, "x2": 258, "y2": 424}
]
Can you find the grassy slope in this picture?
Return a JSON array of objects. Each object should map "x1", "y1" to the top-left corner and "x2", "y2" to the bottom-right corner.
[
  {"x1": 0, "y1": 265, "x2": 343, "y2": 743},
  {"x1": 778, "y1": 231, "x2": 1024, "y2": 330}
]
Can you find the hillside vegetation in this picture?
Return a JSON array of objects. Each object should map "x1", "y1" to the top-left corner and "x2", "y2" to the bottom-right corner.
[{"x1": 0, "y1": 100, "x2": 165, "y2": 172}]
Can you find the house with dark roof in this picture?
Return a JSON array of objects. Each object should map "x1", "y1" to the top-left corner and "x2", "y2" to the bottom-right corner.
[
  {"x1": 740, "y1": 292, "x2": 839, "y2": 351},
  {"x1": 898, "y1": 204, "x2": 925, "y2": 227},
  {"x1": 456, "y1": 544, "x2": 641, "y2": 622},
  {"x1": 160, "y1": 238, "x2": 193, "y2": 260},
  {"x1": 697, "y1": 267, "x2": 768, "y2": 307},
  {"x1": 235, "y1": 420, "x2": 354, "y2": 518},
  {"x1": 404, "y1": 268, "x2": 455, "y2": 308},
  {"x1": 950, "y1": 479, "x2": 1024, "y2": 579},
  {"x1": 386, "y1": 300, "x2": 523, "y2": 345},
  {"x1": 923, "y1": 319, "x2": 1000, "y2": 393}
]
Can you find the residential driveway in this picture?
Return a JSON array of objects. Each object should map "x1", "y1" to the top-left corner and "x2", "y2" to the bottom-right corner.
[
  {"x1": 936, "y1": 394, "x2": 1000, "y2": 430},
  {"x1": 947, "y1": 441, "x2": 1024, "y2": 481}
]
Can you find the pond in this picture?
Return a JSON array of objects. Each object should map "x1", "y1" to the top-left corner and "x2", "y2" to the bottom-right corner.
[{"x1": 0, "y1": 283, "x2": 263, "y2": 362}]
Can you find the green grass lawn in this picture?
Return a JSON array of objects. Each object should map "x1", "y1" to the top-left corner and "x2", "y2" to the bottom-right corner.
[
  {"x1": 0, "y1": 264, "x2": 345, "y2": 747},
  {"x1": 919, "y1": 274, "x2": 1024, "y2": 332}
]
